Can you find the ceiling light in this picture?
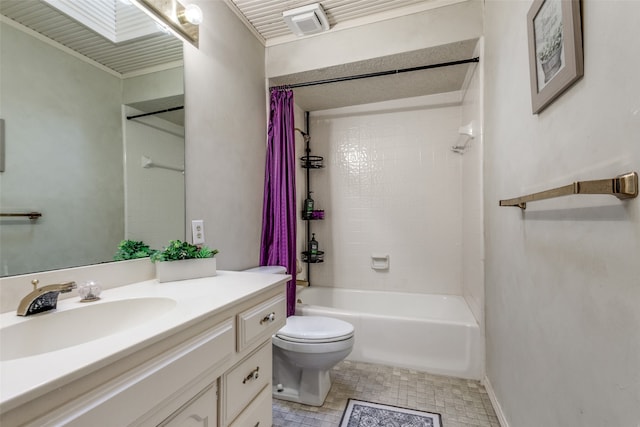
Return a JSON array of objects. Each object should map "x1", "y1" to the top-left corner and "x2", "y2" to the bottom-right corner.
[
  {"x1": 178, "y1": 4, "x2": 203, "y2": 25},
  {"x1": 132, "y1": 0, "x2": 200, "y2": 46}
]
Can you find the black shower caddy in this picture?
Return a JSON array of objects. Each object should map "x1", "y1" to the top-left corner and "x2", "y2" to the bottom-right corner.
[{"x1": 300, "y1": 112, "x2": 325, "y2": 286}]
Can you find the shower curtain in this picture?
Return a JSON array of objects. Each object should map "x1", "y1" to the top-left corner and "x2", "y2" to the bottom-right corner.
[{"x1": 260, "y1": 88, "x2": 297, "y2": 316}]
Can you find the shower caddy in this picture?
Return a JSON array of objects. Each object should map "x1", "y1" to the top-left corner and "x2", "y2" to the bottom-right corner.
[{"x1": 300, "y1": 113, "x2": 324, "y2": 286}]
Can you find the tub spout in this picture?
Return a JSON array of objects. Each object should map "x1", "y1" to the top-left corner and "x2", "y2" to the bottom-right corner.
[{"x1": 16, "y1": 280, "x2": 77, "y2": 316}]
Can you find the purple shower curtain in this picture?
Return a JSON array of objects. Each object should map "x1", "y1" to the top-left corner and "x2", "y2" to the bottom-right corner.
[{"x1": 260, "y1": 88, "x2": 297, "y2": 316}]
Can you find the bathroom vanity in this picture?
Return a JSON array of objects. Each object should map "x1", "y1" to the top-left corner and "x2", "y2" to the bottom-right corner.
[{"x1": 0, "y1": 271, "x2": 287, "y2": 427}]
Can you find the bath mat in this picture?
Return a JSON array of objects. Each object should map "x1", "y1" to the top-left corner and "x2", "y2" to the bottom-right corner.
[{"x1": 339, "y1": 399, "x2": 442, "y2": 427}]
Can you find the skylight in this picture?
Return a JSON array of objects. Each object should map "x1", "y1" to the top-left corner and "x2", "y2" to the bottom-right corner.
[{"x1": 42, "y1": 0, "x2": 161, "y2": 43}]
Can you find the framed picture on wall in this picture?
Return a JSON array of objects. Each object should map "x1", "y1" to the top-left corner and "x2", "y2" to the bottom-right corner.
[{"x1": 527, "y1": 0, "x2": 583, "y2": 114}]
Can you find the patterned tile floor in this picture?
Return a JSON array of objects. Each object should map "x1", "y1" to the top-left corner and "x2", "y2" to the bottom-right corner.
[{"x1": 272, "y1": 360, "x2": 500, "y2": 427}]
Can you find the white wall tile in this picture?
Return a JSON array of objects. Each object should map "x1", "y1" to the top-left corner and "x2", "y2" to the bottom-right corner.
[{"x1": 300, "y1": 104, "x2": 466, "y2": 295}]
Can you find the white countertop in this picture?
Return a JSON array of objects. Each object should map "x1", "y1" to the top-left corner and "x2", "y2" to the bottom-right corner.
[{"x1": 0, "y1": 271, "x2": 288, "y2": 413}]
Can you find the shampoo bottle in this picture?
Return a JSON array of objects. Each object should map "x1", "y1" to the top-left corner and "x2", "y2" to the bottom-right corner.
[
  {"x1": 309, "y1": 233, "x2": 319, "y2": 262},
  {"x1": 303, "y1": 192, "x2": 314, "y2": 219}
]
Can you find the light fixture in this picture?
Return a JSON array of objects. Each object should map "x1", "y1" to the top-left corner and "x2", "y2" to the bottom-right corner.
[
  {"x1": 178, "y1": 4, "x2": 203, "y2": 25},
  {"x1": 131, "y1": 0, "x2": 201, "y2": 47}
]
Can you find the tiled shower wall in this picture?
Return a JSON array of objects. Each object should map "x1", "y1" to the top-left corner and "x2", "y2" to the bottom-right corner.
[{"x1": 301, "y1": 103, "x2": 465, "y2": 295}]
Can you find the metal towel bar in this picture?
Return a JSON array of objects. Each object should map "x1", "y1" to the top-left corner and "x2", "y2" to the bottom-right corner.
[
  {"x1": 0, "y1": 212, "x2": 42, "y2": 220},
  {"x1": 499, "y1": 172, "x2": 638, "y2": 210}
]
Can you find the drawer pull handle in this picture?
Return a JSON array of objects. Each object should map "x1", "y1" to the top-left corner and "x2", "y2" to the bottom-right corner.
[
  {"x1": 254, "y1": 423, "x2": 260, "y2": 427},
  {"x1": 260, "y1": 312, "x2": 276, "y2": 325},
  {"x1": 242, "y1": 366, "x2": 260, "y2": 383}
]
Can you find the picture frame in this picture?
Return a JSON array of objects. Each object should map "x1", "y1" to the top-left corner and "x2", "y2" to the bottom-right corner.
[{"x1": 527, "y1": 0, "x2": 583, "y2": 114}]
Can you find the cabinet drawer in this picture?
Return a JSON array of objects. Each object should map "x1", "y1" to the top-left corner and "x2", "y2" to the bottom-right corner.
[
  {"x1": 222, "y1": 342, "x2": 271, "y2": 425},
  {"x1": 237, "y1": 294, "x2": 286, "y2": 352},
  {"x1": 228, "y1": 385, "x2": 272, "y2": 427}
]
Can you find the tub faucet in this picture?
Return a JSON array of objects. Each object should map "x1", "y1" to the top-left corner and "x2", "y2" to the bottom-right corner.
[{"x1": 16, "y1": 279, "x2": 77, "y2": 316}]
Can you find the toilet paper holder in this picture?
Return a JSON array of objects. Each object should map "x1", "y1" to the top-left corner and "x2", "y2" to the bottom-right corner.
[{"x1": 371, "y1": 254, "x2": 389, "y2": 270}]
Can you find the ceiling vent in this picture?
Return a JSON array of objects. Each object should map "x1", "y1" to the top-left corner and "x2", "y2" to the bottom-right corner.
[{"x1": 283, "y1": 3, "x2": 330, "y2": 37}]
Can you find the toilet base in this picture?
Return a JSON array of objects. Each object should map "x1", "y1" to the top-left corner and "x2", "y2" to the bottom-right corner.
[
  {"x1": 272, "y1": 367, "x2": 332, "y2": 406},
  {"x1": 272, "y1": 345, "x2": 333, "y2": 406}
]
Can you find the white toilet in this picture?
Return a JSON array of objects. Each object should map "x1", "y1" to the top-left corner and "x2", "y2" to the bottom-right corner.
[{"x1": 243, "y1": 266, "x2": 355, "y2": 406}]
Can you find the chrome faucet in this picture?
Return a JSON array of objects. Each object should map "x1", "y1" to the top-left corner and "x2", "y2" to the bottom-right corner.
[{"x1": 16, "y1": 279, "x2": 77, "y2": 316}]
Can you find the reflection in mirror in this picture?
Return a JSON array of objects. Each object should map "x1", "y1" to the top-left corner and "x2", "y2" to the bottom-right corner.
[{"x1": 0, "y1": 0, "x2": 185, "y2": 277}]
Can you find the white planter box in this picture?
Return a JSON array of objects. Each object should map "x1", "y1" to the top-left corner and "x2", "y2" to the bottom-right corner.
[{"x1": 155, "y1": 258, "x2": 217, "y2": 283}]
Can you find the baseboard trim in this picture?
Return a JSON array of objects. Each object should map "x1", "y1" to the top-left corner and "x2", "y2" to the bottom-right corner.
[{"x1": 482, "y1": 375, "x2": 509, "y2": 427}]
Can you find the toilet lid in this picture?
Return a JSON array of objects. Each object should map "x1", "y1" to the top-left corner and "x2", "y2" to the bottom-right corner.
[{"x1": 276, "y1": 316, "x2": 354, "y2": 343}]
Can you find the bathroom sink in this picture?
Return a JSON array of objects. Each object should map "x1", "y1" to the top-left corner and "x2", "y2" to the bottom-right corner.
[{"x1": 0, "y1": 298, "x2": 177, "y2": 361}]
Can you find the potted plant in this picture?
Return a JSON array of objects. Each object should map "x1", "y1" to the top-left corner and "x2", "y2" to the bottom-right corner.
[
  {"x1": 151, "y1": 240, "x2": 219, "y2": 282},
  {"x1": 114, "y1": 239, "x2": 156, "y2": 261}
]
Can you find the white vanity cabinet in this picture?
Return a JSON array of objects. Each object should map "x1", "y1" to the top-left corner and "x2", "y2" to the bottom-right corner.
[
  {"x1": 0, "y1": 273, "x2": 287, "y2": 427},
  {"x1": 157, "y1": 292, "x2": 286, "y2": 427}
]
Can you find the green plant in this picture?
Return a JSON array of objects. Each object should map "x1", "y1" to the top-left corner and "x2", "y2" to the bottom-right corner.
[
  {"x1": 114, "y1": 239, "x2": 156, "y2": 261},
  {"x1": 150, "y1": 240, "x2": 219, "y2": 263}
]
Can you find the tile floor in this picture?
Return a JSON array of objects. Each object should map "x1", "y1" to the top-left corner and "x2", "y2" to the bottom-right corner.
[{"x1": 272, "y1": 360, "x2": 500, "y2": 427}]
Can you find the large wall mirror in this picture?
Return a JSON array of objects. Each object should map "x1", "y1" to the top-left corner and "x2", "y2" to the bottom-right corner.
[{"x1": 0, "y1": 0, "x2": 186, "y2": 277}]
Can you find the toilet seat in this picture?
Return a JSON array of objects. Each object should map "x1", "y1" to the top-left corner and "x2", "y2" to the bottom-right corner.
[{"x1": 275, "y1": 316, "x2": 354, "y2": 343}]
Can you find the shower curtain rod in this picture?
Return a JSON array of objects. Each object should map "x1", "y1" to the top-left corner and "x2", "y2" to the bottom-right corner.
[
  {"x1": 126, "y1": 106, "x2": 184, "y2": 120},
  {"x1": 270, "y1": 57, "x2": 479, "y2": 90}
]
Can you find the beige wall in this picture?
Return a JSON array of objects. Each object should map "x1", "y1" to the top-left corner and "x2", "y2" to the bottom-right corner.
[
  {"x1": 484, "y1": 1, "x2": 640, "y2": 426},
  {"x1": 183, "y1": 1, "x2": 266, "y2": 270}
]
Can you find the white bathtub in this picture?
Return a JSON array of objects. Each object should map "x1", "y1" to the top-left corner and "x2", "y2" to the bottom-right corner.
[{"x1": 295, "y1": 286, "x2": 483, "y2": 380}]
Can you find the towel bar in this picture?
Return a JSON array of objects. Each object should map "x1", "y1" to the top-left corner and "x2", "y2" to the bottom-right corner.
[
  {"x1": 0, "y1": 212, "x2": 42, "y2": 220},
  {"x1": 499, "y1": 172, "x2": 638, "y2": 210}
]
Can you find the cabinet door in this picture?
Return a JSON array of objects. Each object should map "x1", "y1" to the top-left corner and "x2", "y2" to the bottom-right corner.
[
  {"x1": 228, "y1": 385, "x2": 272, "y2": 427},
  {"x1": 159, "y1": 383, "x2": 217, "y2": 427}
]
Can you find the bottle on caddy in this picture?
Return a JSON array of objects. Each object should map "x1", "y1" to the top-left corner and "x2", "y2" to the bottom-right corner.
[
  {"x1": 303, "y1": 192, "x2": 314, "y2": 220},
  {"x1": 309, "y1": 233, "x2": 319, "y2": 262}
]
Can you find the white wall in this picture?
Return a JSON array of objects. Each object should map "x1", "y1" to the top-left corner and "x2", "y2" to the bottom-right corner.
[
  {"x1": 306, "y1": 101, "x2": 464, "y2": 295},
  {"x1": 294, "y1": 104, "x2": 308, "y2": 281},
  {"x1": 123, "y1": 113, "x2": 184, "y2": 250},
  {"x1": 484, "y1": 1, "x2": 640, "y2": 426},
  {"x1": 460, "y1": 40, "x2": 484, "y2": 324},
  {"x1": 183, "y1": 0, "x2": 266, "y2": 270},
  {"x1": 0, "y1": 22, "x2": 124, "y2": 276},
  {"x1": 122, "y1": 67, "x2": 183, "y2": 105},
  {"x1": 266, "y1": 0, "x2": 483, "y2": 78},
  {"x1": 122, "y1": 68, "x2": 185, "y2": 250}
]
